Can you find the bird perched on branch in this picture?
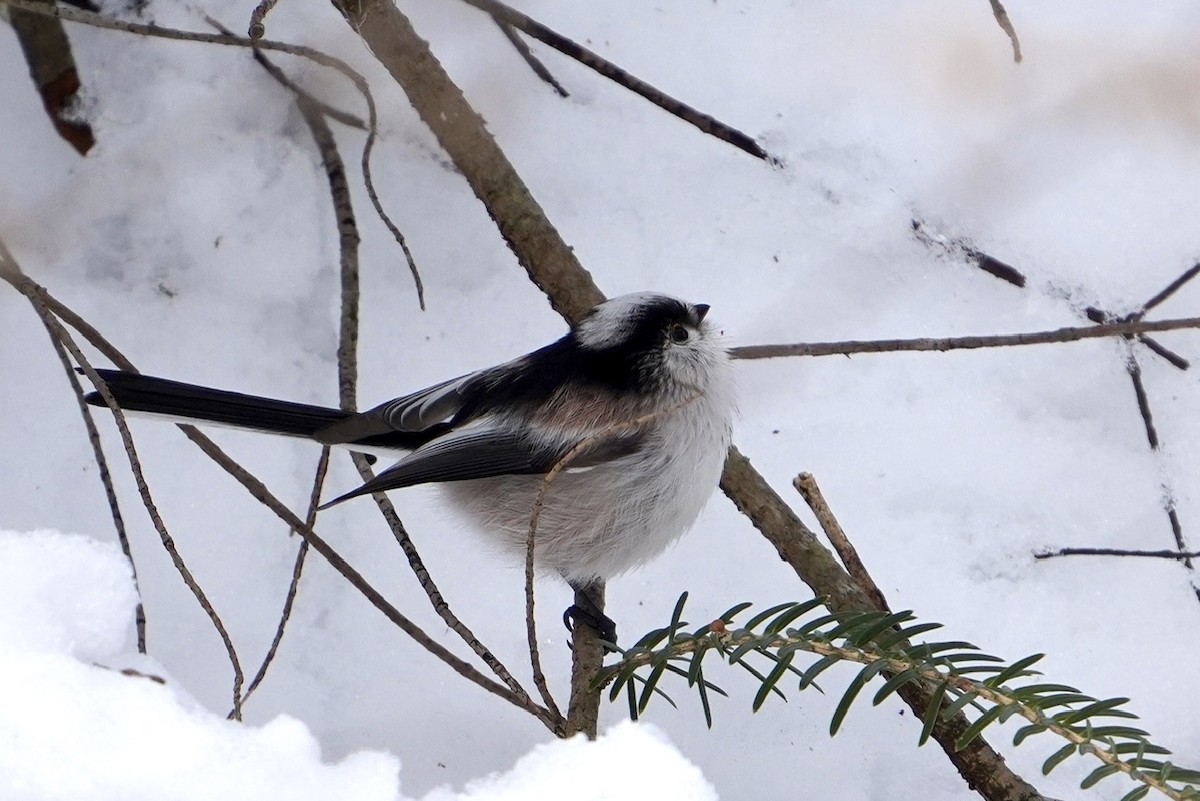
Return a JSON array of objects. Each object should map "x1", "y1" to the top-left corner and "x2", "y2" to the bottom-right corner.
[{"x1": 85, "y1": 292, "x2": 736, "y2": 641}]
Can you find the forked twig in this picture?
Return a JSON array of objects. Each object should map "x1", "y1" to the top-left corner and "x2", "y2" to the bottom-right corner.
[
  {"x1": 206, "y1": 16, "x2": 364, "y2": 130},
  {"x1": 793, "y1": 473, "x2": 889, "y2": 612},
  {"x1": 237, "y1": 447, "x2": 326, "y2": 710},
  {"x1": 493, "y1": 16, "x2": 568, "y2": 97}
]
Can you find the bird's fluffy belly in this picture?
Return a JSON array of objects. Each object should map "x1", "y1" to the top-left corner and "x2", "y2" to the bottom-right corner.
[{"x1": 441, "y1": 421, "x2": 727, "y2": 582}]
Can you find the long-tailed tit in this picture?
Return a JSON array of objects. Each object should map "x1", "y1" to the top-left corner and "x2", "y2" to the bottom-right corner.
[{"x1": 84, "y1": 292, "x2": 736, "y2": 639}]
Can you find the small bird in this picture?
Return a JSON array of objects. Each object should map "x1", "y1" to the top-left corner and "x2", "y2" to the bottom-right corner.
[{"x1": 85, "y1": 293, "x2": 736, "y2": 640}]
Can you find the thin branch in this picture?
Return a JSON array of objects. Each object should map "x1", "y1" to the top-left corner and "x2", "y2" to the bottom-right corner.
[
  {"x1": 523, "y1": 473, "x2": 561, "y2": 726},
  {"x1": 493, "y1": 17, "x2": 568, "y2": 97},
  {"x1": 987, "y1": 0, "x2": 1022, "y2": 63},
  {"x1": 793, "y1": 473, "x2": 889, "y2": 612},
  {"x1": 1125, "y1": 353, "x2": 1160, "y2": 449},
  {"x1": 1142, "y1": 262, "x2": 1200, "y2": 314},
  {"x1": 1138, "y1": 335, "x2": 1190, "y2": 370},
  {"x1": 911, "y1": 219, "x2": 1027, "y2": 288},
  {"x1": 454, "y1": 0, "x2": 771, "y2": 161},
  {"x1": 247, "y1": 0, "x2": 281, "y2": 40},
  {"x1": 730, "y1": 315, "x2": 1200, "y2": 360},
  {"x1": 1035, "y1": 547, "x2": 1200, "y2": 561},
  {"x1": 238, "y1": 447, "x2": 325, "y2": 709}
]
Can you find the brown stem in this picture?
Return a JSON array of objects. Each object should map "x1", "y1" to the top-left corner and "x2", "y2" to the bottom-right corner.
[
  {"x1": 730, "y1": 315, "x2": 1200, "y2": 360},
  {"x1": 456, "y1": 0, "x2": 769, "y2": 160},
  {"x1": 987, "y1": 0, "x2": 1023, "y2": 63},
  {"x1": 237, "y1": 448, "x2": 325, "y2": 709},
  {"x1": 793, "y1": 473, "x2": 889, "y2": 612},
  {"x1": 493, "y1": 17, "x2": 568, "y2": 98}
]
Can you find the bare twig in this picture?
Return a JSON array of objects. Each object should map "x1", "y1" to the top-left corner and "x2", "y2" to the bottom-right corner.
[
  {"x1": 523, "y1": 479, "x2": 561, "y2": 726},
  {"x1": 238, "y1": 447, "x2": 325, "y2": 709},
  {"x1": 1035, "y1": 546, "x2": 1200, "y2": 561},
  {"x1": 454, "y1": 0, "x2": 770, "y2": 161},
  {"x1": 730, "y1": 315, "x2": 1200, "y2": 360},
  {"x1": 1137, "y1": 336, "x2": 1189, "y2": 370},
  {"x1": 911, "y1": 219, "x2": 1027, "y2": 288},
  {"x1": 1142, "y1": 262, "x2": 1200, "y2": 314},
  {"x1": 988, "y1": 0, "x2": 1023, "y2": 63},
  {"x1": 493, "y1": 17, "x2": 568, "y2": 97},
  {"x1": 361, "y1": 164, "x2": 425, "y2": 311},
  {"x1": 793, "y1": 473, "x2": 889, "y2": 612},
  {"x1": 1127, "y1": 354, "x2": 1161, "y2": 449},
  {"x1": 247, "y1": 0, "x2": 281, "y2": 40}
]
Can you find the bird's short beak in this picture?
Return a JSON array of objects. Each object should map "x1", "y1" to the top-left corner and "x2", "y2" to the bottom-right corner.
[{"x1": 693, "y1": 304, "x2": 711, "y2": 322}]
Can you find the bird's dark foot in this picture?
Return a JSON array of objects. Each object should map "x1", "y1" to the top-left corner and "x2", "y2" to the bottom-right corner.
[{"x1": 562, "y1": 604, "x2": 618, "y2": 645}]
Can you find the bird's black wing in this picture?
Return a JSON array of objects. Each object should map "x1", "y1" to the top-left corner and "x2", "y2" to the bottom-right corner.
[
  {"x1": 319, "y1": 423, "x2": 646, "y2": 508},
  {"x1": 314, "y1": 370, "x2": 488, "y2": 445}
]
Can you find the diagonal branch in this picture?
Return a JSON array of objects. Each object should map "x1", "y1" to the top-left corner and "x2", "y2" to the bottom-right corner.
[
  {"x1": 492, "y1": 17, "x2": 568, "y2": 97},
  {"x1": 454, "y1": 0, "x2": 770, "y2": 161}
]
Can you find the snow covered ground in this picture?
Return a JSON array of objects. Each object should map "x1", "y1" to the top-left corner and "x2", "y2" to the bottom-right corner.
[{"x1": 2, "y1": 1, "x2": 1200, "y2": 799}]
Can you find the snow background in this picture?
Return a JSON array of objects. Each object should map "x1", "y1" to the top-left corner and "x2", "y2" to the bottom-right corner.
[{"x1": 3, "y1": 0, "x2": 1200, "y2": 798}]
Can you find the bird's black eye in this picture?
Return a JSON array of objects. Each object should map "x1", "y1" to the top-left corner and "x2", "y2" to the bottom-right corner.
[{"x1": 669, "y1": 323, "x2": 690, "y2": 344}]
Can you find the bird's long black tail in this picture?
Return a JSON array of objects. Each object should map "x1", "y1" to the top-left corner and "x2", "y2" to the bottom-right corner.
[{"x1": 83, "y1": 369, "x2": 350, "y2": 437}]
